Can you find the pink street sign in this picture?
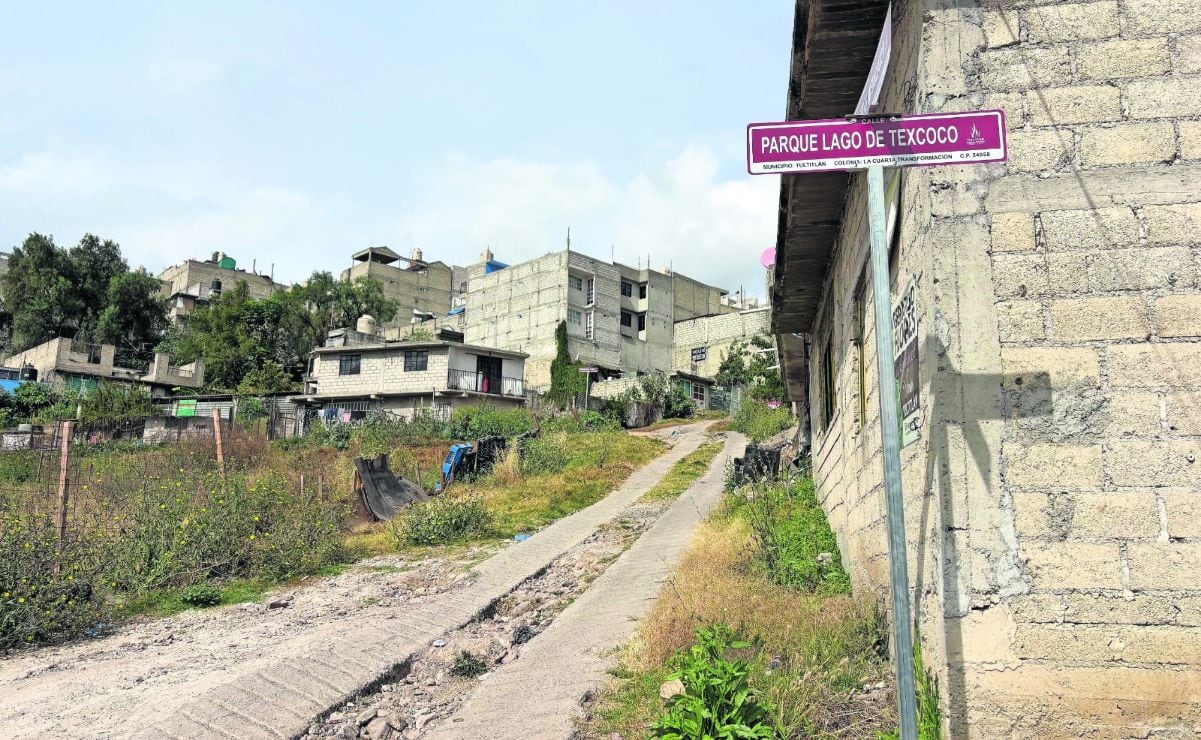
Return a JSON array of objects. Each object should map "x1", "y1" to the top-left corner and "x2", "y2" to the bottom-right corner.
[{"x1": 746, "y1": 110, "x2": 1006, "y2": 175}]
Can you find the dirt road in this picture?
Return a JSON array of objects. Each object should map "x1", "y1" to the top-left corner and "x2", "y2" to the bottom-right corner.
[{"x1": 0, "y1": 424, "x2": 721, "y2": 739}]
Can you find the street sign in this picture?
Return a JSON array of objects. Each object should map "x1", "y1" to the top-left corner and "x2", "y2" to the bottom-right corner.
[
  {"x1": 691, "y1": 347, "x2": 707, "y2": 363},
  {"x1": 579, "y1": 366, "x2": 598, "y2": 373},
  {"x1": 746, "y1": 110, "x2": 1006, "y2": 175}
]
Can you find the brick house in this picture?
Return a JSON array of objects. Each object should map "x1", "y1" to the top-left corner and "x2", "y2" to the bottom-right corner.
[
  {"x1": 3, "y1": 337, "x2": 204, "y2": 397},
  {"x1": 772, "y1": 1, "x2": 1201, "y2": 736},
  {"x1": 301, "y1": 330, "x2": 527, "y2": 422}
]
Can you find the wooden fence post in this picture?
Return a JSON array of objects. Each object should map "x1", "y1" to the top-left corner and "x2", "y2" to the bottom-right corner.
[
  {"x1": 212, "y1": 408, "x2": 226, "y2": 478},
  {"x1": 56, "y1": 420, "x2": 74, "y2": 545}
]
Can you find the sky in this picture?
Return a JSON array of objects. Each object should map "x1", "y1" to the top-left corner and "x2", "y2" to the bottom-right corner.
[{"x1": 0, "y1": 2, "x2": 793, "y2": 300}]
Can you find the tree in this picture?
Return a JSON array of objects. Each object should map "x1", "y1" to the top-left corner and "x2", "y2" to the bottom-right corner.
[
  {"x1": 333, "y1": 277, "x2": 398, "y2": 329},
  {"x1": 714, "y1": 340, "x2": 751, "y2": 387},
  {"x1": 163, "y1": 282, "x2": 265, "y2": 391},
  {"x1": 69, "y1": 234, "x2": 127, "y2": 337},
  {"x1": 237, "y1": 360, "x2": 293, "y2": 394},
  {"x1": 2, "y1": 233, "x2": 82, "y2": 350},
  {"x1": 548, "y1": 321, "x2": 586, "y2": 407},
  {"x1": 97, "y1": 271, "x2": 169, "y2": 367}
]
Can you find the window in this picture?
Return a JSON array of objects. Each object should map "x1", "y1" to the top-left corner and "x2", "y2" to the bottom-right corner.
[
  {"x1": 621, "y1": 280, "x2": 633, "y2": 297},
  {"x1": 569, "y1": 275, "x2": 584, "y2": 291},
  {"x1": 637, "y1": 313, "x2": 646, "y2": 332},
  {"x1": 639, "y1": 283, "x2": 647, "y2": 299},
  {"x1": 585, "y1": 311, "x2": 594, "y2": 339},
  {"x1": 404, "y1": 350, "x2": 429, "y2": 371},
  {"x1": 339, "y1": 354, "x2": 361, "y2": 376},
  {"x1": 586, "y1": 277, "x2": 595, "y2": 305},
  {"x1": 854, "y1": 277, "x2": 868, "y2": 430},
  {"x1": 568, "y1": 308, "x2": 582, "y2": 326},
  {"x1": 620, "y1": 311, "x2": 633, "y2": 327},
  {"x1": 691, "y1": 382, "x2": 706, "y2": 404},
  {"x1": 819, "y1": 338, "x2": 836, "y2": 432}
]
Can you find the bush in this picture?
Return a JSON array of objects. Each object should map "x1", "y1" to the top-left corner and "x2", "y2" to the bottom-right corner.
[
  {"x1": 308, "y1": 422, "x2": 352, "y2": 450},
  {"x1": 180, "y1": 582, "x2": 221, "y2": 607},
  {"x1": 450, "y1": 650, "x2": 489, "y2": 678},
  {"x1": 731, "y1": 401, "x2": 793, "y2": 443},
  {"x1": 104, "y1": 469, "x2": 349, "y2": 591},
  {"x1": 519, "y1": 432, "x2": 570, "y2": 476},
  {"x1": 542, "y1": 410, "x2": 619, "y2": 434},
  {"x1": 391, "y1": 496, "x2": 491, "y2": 546},
  {"x1": 736, "y1": 479, "x2": 850, "y2": 595},
  {"x1": 447, "y1": 404, "x2": 534, "y2": 441},
  {"x1": 0, "y1": 508, "x2": 106, "y2": 649},
  {"x1": 652, "y1": 624, "x2": 777, "y2": 739}
]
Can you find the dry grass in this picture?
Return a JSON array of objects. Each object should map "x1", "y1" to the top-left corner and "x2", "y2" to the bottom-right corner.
[
  {"x1": 585, "y1": 513, "x2": 892, "y2": 739},
  {"x1": 639, "y1": 441, "x2": 724, "y2": 503}
]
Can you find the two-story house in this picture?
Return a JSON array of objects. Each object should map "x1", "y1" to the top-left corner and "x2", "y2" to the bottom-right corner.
[{"x1": 302, "y1": 330, "x2": 527, "y2": 422}]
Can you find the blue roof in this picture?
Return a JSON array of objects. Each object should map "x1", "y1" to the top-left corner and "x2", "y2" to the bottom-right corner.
[
  {"x1": 484, "y1": 260, "x2": 509, "y2": 274},
  {"x1": 448, "y1": 306, "x2": 466, "y2": 316}
]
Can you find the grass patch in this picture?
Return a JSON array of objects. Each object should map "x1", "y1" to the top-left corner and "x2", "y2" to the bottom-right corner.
[
  {"x1": 460, "y1": 430, "x2": 664, "y2": 538},
  {"x1": 117, "y1": 577, "x2": 271, "y2": 619},
  {"x1": 730, "y1": 401, "x2": 793, "y2": 443},
  {"x1": 640, "y1": 442, "x2": 724, "y2": 503},
  {"x1": 582, "y1": 477, "x2": 892, "y2": 739}
]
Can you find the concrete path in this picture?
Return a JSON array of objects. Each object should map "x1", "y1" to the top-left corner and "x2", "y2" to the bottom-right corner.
[
  {"x1": 425, "y1": 431, "x2": 745, "y2": 740},
  {"x1": 0, "y1": 425, "x2": 713, "y2": 740}
]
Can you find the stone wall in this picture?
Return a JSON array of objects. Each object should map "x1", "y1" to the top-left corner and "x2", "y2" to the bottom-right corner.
[
  {"x1": 798, "y1": 0, "x2": 1201, "y2": 736},
  {"x1": 311, "y1": 346, "x2": 451, "y2": 398}
]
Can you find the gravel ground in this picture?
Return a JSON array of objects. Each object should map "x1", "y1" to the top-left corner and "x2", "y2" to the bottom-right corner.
[{"x1": 306, "y1": 500, "x2": 672, "y2": 740}]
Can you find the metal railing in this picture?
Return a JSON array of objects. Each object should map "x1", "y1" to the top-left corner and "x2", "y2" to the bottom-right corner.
[{"x1": 446, "y1": 369, "x2": 524, "y2": 397}]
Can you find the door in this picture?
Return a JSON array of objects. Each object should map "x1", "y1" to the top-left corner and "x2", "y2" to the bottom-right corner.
[{"x1": 476, "y1": 356, "x2": 502, "y2": 395}]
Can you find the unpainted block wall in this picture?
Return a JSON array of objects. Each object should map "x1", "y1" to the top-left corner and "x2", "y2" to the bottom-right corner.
[
  {"x1": 802, "y1": 0, "x2": 1201, "y2": 737},
  {"x1": 672, "y1": 308, "x2": 772, "y2": 377}
]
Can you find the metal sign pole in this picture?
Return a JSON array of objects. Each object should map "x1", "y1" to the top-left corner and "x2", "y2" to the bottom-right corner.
[{"x1": 866, "y1": 163, "x2": 919, "y2": 740}]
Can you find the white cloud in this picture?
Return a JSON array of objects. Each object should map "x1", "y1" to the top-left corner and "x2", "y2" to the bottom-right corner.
[{"x1": 0, "y1": 141, "x2": 778, "y2": 299}]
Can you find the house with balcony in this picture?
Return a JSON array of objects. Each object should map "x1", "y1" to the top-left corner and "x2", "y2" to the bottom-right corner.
[
  {"x1": 301, "y1": 330, "x2": 526, "y2": 422},
  {"x1": 2, "y1": 337, "x2": 204, "y2": 397}
]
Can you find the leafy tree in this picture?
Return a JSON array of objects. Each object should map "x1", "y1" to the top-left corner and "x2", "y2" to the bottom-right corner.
[
  {"x1": 97, "y1": 271, "x2": 169, "y2": 368},
  {"x1": 2, "y1": 233, "x2": 82, "y2": 350},
  {"x1": 163, "y1": 282, "x2": 265, "y2": 391},
  {"x1": 747, "y1": 330, "x2": 784, "y2": 401},
  {"x1": 69, "y1": 234, "x2": 128, "y2": 336},
  {"x1": 548, "y1": 321, "x2": 586, "y2": 407},
  {"x1": 237, "y1": 360, "x2": 293, "y2": 394},
  {"x1": 714, "y1": 340, "x2": 751, "y2": 387},
  {"x1": 333, "y1": 277, "x2": 399, "y2": 329}
]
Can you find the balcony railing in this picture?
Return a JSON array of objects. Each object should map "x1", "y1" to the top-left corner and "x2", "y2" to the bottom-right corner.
[{"x1": 447, "y1": 369, "x2": 524, "y2": 398}]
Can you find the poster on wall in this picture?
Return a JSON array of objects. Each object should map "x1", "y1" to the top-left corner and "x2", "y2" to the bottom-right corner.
[{"x1": 892, "y1": 276, "x2": 921, "y2": 447}]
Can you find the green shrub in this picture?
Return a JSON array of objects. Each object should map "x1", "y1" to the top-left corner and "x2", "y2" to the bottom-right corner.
[
  {"x1": 390, "y1": 496, "x2": 491, "y2": 546},
  {"x1": 519, "y1": 432, "x2": 570, "y2": 475},
  {"x1": 0, "y1": 507, "x2": 106, "y2": 649},
  {"x1": 736, "y1": 479, "x2": 850, "y2": 595},
  {"x1": 450, "y1": 650, "x2": 489, "y2": 678},
  {"x1": 543, "y1": 410, "x2": 619, "y2": 434},
  {"x1": 731, "y1": 401, "x2": 793, "y2": 443},
  {"x1": 652, "y1": 624, "x2": 777, "y2": 739},
  {"x1": 309, "y1": 422, "x2": 352, "y2": 450},
  {"x1": 180, "y1": 582, "x2": 221, "y2": 607},
  {"x1": 447, "y1": 404, "x2": 534, "y2": 440},
  {"x1": 103, "y1": 469, "x2": 349, "y2": 591}
]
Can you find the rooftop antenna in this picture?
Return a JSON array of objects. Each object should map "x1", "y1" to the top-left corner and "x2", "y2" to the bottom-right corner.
[{"x1": 566, "y1": 227, "x2": 571, "y2": 250}]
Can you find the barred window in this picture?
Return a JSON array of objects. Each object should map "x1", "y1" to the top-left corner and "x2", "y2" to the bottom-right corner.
[
  {"x1": 404, "y1": 350, "x2": 429, "y2": 371},
  {"x1": 338, "y1": 354, "x2": 361, "y2": 375}
]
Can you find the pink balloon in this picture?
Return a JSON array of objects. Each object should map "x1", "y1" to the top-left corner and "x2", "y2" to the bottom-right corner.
[{"x1": 760, "y1": 248, "x2": 776, "y2": 268}]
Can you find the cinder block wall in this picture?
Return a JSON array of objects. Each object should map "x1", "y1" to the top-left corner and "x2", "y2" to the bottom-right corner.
[
  {"x1": 803, "y1": 0, "x2": 1201, "y2": 737},
  {"x1": 672, "y1": 308, "x2": 771, "y2": 377}
]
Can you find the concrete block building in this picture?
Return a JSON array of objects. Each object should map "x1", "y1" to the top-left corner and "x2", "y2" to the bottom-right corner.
[
  {"x1": 157, "y1": 252, "x2": 286, "y2": 323},
  {"x1": 301, "y1": 328, "x2": 526, "y2": 422},
  {"x1": 464, "y1": 248, "x2": 730, "y2": 391},
  {"x1": 772, "y1": 1, "x2": 1201, "y2": 736},
  {"x1": 3, "y1": 337, "x2": 204, "y2": 397},
  {"x1": 671, "y1": 306, "x2": 772, "y2": 378},
  {"x1": 340, "y1": 247, "x2": 453, "y2": 328}
]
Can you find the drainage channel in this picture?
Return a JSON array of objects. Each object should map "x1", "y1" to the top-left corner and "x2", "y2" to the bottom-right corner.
[{"x1": 301, "y1": 499, "x2": 672, "y2": 740}]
